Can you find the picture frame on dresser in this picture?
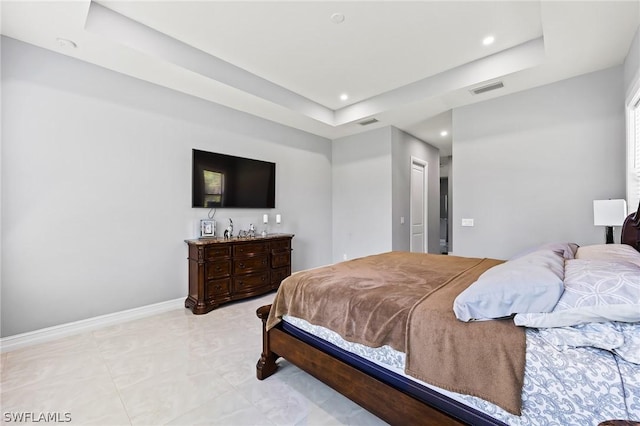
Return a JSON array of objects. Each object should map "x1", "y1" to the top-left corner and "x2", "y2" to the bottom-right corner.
[
  {"x1": 185, "y1": 234, "x2": 293, "y2": 314},
  {"x1": 200, "y1": 219, "x2": 216, "y2": 238}
]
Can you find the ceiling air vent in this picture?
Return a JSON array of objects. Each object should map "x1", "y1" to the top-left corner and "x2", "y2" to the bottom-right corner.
[
  {"x1": 470, "y1": 81, "x2": 504, "y2": 95},
  {"x1": 359, "y1": 118, "x2": 379, "y2": 126}
]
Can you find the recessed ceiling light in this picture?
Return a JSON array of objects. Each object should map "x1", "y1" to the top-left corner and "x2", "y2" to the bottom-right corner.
[
  {"x1": 440, "y1": 130, "x2": 448, "y2": 137},
  {"x1": 330, "y1": 13, "x2": 345, "y2": 24},
  {"x1": 56, "y1": 37, "x2": 77, "y2": 49},
  {"x1": 340, "y1": 93, "x2": 349, "y2": 101},
  {"x1": 482, "y1": 35, "x2": 495, "y2": 46}
]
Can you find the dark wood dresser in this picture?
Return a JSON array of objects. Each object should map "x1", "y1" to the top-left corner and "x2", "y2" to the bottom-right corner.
[{"x1": 185, "y1": 234, "x2": 293, "y2": 314}]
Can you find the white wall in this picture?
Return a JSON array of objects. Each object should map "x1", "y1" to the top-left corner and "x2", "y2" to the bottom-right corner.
[
  {"x1": 624, "y1": 27, "x2": 640, "y2": 99},
  {"x1": 390, "y1": 127, "x2": 441, "y2": 253},
  {"x1": 1, "y1": 37, "x2": 332, "y2": 337},
  {"x1": 332, "y1": 127, "x2": 393, "y2": 263},
  {"x1": 452, "y1": 66, "x2": 625, "y2": 259}
]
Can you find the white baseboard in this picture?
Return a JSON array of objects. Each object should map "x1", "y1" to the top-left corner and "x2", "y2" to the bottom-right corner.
[{"x1": 0, "y1": 298, "x2": 185, "y2": 353}]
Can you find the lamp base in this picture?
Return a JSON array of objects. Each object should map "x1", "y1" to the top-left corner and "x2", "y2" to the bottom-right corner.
[{"x1": 605, "y1": 226, "x2": 614, "y2": 244}]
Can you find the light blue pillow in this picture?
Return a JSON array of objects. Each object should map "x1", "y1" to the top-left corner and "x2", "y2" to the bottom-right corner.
[
  {"x1": 514, "y1": 259, "x2": 640, "y2": 328},
  {"x1": 511, "y1": 242, "x2": 579, "y2": 260},
  {"x1": 453, "y1": 250, "x2": 565, "y2": 322}
]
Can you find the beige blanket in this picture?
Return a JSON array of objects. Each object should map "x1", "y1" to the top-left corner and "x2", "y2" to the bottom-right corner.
[
  {"x1": 405, "y1": 257, "x2": 525, "y2": 415},
  {"x1": 266, "y1": 251, "x2": 525, "y2": 415}
]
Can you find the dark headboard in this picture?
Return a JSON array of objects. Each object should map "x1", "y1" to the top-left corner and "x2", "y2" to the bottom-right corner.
[{"x1": 621, "y1": 201, "x2": 640, "y2": 252}]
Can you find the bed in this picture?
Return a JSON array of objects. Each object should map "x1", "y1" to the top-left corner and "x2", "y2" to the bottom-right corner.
[{"x1": 256, "y1": 204, "x2": 640, "y2": 425}]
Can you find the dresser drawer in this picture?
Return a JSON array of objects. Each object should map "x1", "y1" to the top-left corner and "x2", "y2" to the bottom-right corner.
[
  {"x1": 271, "y1": 252, "x2": 291, "y2": 268},
  {"x1": 233, "y1": 272, "x2": 269, "y2": 295},
  {"x1": 233, "y1": 255, "x2": 269, "y2": 274},
  {"x1": 205, "y1": 261, "x2": 231, "y2": 279},
  {"x1": 233, "y1": 242, "x2": 268, "y2": 257},
  {"x1": 271, "y1": 266, "x2": 291, "y2": 285},
  {"x1": 206, "y1": 278, "x2": 231, "y2": 299},
  {"x1": 270, "y1": 239, "x2": 291, "y2": 252},
  {"x1": 205, "y1": 245, "x2": 231, "y2": 261}
]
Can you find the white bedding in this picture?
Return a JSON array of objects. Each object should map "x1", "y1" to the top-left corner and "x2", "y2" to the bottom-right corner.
[{"x1": 283, "y1": 315, "x2": 640, "y2": 425}]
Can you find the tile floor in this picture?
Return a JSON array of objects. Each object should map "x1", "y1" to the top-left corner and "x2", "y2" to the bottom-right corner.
[{"x1": 0, "y1": 294, "x2": 388, "y2": 425}]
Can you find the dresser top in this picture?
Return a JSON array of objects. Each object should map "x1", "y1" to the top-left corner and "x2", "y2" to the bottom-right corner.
[{"x1": 185, "y1": 233, "x2": 294, "y2": 245}]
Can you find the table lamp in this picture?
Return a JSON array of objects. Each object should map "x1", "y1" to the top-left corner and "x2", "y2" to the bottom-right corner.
[{"x1": 593, "y1": 199, "x2": 627, "y2": 244}]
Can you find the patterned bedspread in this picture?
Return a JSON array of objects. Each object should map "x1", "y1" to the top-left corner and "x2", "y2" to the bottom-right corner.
[{"x1": 284, "y1": 315, "x2": 640, "y2": 425}]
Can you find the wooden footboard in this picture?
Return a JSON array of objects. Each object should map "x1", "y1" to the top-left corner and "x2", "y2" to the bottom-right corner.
[{"x1": 255, "y1": 304, "x2": 464, "y2": 426}]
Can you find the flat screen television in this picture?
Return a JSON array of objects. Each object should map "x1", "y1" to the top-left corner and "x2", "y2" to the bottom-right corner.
[{"x1": 192, "y1": 149, "x2": 276, "y2": 208}]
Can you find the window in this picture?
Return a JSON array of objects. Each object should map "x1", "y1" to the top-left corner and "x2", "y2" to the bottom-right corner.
[{"x1": 632, "y1": 97, "x2": 640, "y2": 211}]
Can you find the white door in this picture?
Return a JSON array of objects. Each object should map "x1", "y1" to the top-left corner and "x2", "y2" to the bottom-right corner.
[{"x1": 410, "y1": 158, "x2": 428, "y2": 253}]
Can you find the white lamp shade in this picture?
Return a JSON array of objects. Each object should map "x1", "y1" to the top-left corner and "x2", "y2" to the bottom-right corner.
[{"x1": 593, "y1": 199, "x2": 628, "y2": 226}]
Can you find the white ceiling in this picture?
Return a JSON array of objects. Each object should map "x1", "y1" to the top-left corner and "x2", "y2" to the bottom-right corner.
[{"x1": 2, "y1": 1, "x2": 639, "y2": 156}]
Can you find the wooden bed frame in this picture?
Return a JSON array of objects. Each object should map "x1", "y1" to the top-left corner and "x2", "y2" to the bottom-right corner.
[
  {"x1": 622, "y1": 202, "x2": 640, "y2": 251},
  {"x1": 255, "y1": 305, "x2": 465, "y2": 425},
  {"x1": 255, "y1": 202, "x2": 640, "y2": 426}
]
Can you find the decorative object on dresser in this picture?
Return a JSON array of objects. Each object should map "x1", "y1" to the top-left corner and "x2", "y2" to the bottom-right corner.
[
  {"x1": 200, "y1": 219, "x2": 216, "y2": 238},
  {"x1": 185, "y1": 234, "x2": 293, "y2": 314},
  {"x1": 223, "y1": 218, "x2": 234, "y2": 239},
  {"x1": 262, "y1": 214, "x2": 268, "y2": 237}
]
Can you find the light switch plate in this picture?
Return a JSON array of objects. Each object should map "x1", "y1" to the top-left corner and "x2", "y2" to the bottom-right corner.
[{"x1": 461, "y1": 218, "x2": 474, "y2": 227}]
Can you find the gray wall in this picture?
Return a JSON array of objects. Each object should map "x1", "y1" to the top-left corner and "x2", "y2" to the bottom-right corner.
[
  {"x1": 390, "y1": 127, "x2": 441, "y2": 253},
  {"x1": 331, "y1": 126, "x2": 440, "y2": 262},
  {"x1": 1, "y1": 37, "x2": 332, "y2": 337},
  {"x1": 452, "y1": 66, "x2": 626, "y2": 259},
  {"x1": 332, "y1": 127, "x2": 393, "y2": 263}
]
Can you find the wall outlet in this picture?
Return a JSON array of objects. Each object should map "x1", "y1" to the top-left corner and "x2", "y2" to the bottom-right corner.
[
  {"x1": 400, "y1": 216, "x2": 405, "y2": 224},
  {"x1": 461, "y1": 218, "x2": 474, "y2": 227},
  {"x1": 343, "y1": 253, "x2": 348, "y2": 261}
]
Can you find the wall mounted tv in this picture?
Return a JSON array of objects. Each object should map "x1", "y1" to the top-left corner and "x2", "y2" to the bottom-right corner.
[{"x1": 192, "y1": 149, "x2": 276, "y2": 208}]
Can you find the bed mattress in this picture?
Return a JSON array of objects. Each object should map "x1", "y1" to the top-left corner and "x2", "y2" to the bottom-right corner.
[{"x1": 283, "y1": 315, "x2": 640, "y2": 425}]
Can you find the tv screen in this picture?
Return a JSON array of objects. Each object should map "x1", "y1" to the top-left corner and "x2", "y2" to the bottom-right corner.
[{"x1": 192, "y1": 149, "x2": 276, "y2": 208}]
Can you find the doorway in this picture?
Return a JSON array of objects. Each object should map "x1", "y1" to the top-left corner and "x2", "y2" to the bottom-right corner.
[{"x1": 410, "y1": 157, "x2": 428, "y2": 253}]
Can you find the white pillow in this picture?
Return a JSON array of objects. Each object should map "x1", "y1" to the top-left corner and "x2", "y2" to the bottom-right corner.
[
  {"x1": 453, "y1": 250, "x2": 565, "y2": 322},
  {"x1": 575, "y1": 244, "x2": 640, "y2": 267},
  {"x1": 514, "y1": 259, "x2": 640, "y2": 328}
]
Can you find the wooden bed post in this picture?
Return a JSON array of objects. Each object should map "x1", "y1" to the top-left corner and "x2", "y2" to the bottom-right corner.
[
  {"x1": 621, "y1": 201, "x2": 640, "y2": 251},
  {"x1": 256, "y1": 305, "x2": 279, "y2": 380}
]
